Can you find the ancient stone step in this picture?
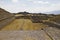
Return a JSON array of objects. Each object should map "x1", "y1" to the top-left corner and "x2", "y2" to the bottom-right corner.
[
  {"x1": 0, "y1": 30, "x2": 51, "y2": 40},
  {"x1": 43, "y1": 27, "x2": 60, "y2": 40}
]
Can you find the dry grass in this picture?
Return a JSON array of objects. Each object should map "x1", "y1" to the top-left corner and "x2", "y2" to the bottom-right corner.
[
  {"x1": 1, "y1": 18, "x2": 47, "y2": 31},
  {"x1": 49, "y1": 15, "x2": 60, "y2": 23},
  {"x1": 1, "y1": 19, "x2": 24, "y2": 31},
  {"x1": 1, "y1": 14, "x2": 49, "y2": 31}
]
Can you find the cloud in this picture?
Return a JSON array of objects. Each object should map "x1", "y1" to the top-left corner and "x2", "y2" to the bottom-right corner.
[
  {"x1": 32, "y1": 1, "x2": 49, "y2": 4},
  {"x1": 21, "y1": 4, "x2": 27, "y2": 6},
  {"x1": 1, "y1": 3, "x2": 60, "y2": 13},
  {"x1": 27, "y1": 0, "x2": 49, "y2": 4},
  {"x1": 27, "y1": 0, "x2": 33, "y2": 1},
  {"x1": 0, "y1": 0, "x2": 60, "y2": 13},
  {"x1": 11, "y1": 0, "x2": 19, "y2": 3}
]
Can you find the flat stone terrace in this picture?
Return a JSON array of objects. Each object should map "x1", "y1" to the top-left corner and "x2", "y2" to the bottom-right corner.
[{"x1": 0, "y1": 27, "x2": 60, "y2": 40}]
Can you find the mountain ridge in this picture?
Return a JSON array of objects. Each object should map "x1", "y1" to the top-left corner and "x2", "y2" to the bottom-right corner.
[{"x1": 45, "y1": 10, "x2": 60, "y2": 14}]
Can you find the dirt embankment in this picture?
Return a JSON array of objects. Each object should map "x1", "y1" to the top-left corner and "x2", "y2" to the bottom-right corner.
[{"x1": 0, "y1": 8, "x2": 15, "y2": 29}]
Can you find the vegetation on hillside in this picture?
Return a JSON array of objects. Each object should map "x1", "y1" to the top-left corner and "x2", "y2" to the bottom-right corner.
[
  {"x1": 49, "y1": 15, "x2": 60, "y2": 23},
  {"x1": 0, "y1": 8, "x2": 60, "y2": 31}
]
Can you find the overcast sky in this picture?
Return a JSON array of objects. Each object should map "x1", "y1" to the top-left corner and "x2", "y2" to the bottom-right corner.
[{"x1": 0, "y1": 0, "x2": 60, "y2": 13}]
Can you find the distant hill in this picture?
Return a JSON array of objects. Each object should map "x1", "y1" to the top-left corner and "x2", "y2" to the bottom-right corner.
[{"x1": 46, "y1": 10, "x2": 60, "y2": 14}]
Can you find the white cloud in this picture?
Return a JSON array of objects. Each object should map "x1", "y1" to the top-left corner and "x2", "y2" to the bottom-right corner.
[
  {"x1": 27, "y1": 0, "x2": 33, "y2": 1},
  {"x1": 33, "y1": 1, "x2": 49, "y2": 4},
  {"x1": 27, "y1": 0, "x2": 49, "y2": 4},
  {"x1": 0, "y1": 0, "x2": 60, "y2": 13},
  {"x1": 21, "y1": 4, "x2": 27, "y2": 6},
  {"x1": 12, "y1": 0, "x2": 19, "y2": 3},
  {"x1": 1, "y1": 3, "x2": 60, "y2": 13}
]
